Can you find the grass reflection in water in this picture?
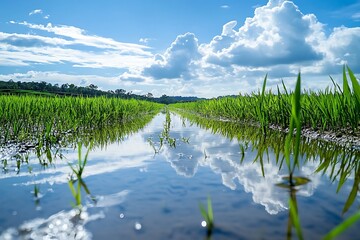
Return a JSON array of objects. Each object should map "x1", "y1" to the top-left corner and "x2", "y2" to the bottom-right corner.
[{"x1": 172, "y1": 74, "x2": 359, "y2": 239}]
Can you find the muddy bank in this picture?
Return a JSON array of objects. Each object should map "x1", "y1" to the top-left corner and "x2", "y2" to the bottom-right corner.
[
  {"x1": 175, "y1": 109, "x2": 360, "y2": 151},
  {"x1": 269, "y1": 124, "x2": 360, "y2": 151}
]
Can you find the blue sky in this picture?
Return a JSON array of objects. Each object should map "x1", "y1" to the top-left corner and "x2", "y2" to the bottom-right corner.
[{"x1": 0, "y1": 0, "x2": 359, "y2": 97}]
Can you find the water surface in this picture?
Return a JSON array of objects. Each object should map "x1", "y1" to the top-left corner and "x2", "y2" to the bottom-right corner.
[{"x1": 0, "y1": 112, "x2": 359, "y2": 239}]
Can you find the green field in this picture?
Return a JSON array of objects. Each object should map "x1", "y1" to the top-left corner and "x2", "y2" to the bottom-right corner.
[
  {"x1": 0, "y1": 95, "x2": 163, "y2": 147},
  {"x1": 171, "y1": 66, "x2": 360, "y2": 135}
]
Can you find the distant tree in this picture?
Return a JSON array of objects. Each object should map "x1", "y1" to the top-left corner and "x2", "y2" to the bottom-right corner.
[
  {"x1": 159, "y1": 94, "x2": 171, "y2": 104},
  {"x1": 38, "y1": 81, "x2": 47, "y2": 91},
  {"x1": 64, "y1": 84, "x2": 77, "y2": 95},
  {"x1": 61, "y1": 83, "x2": 69, "y2": 91},
  {"x1": 0, "y1": 79, "x2": 194, "y2": 102},
  {"x1": 88, "y1": 84, "x2": 98, "y2": 90},
  {"x1": 115, "y1": 89, "x2": 126, "y2": 95}
]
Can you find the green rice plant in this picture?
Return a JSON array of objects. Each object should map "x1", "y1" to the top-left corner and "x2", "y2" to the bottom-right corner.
[
  {"x1": 256, "y1": 74, "x2": 268, "y2": 134},
  {"x1": 0, "y1": 96, "x2": 163, "y2": 147},
  {"x1": 2, "y1": 159, "x2": 7, "y2": 171},
  {"x1": 174, "y1": 70, "x2": 360, "y2": 239},
  {"x1": 199, "y1": 196, "x2": 214, "y2": 237},
  {"x1": 148, "y1": 108, "x2": 177, "y2": 152},
  {"x1": 147, "y1": 137, "x2": 161, "y2": 154},
  {"x1": 289, "y1": 197, "x2": 304, "y2": 240},
  {"x1": 239, "y1": 143, "x2": 246, "y2": 163},
  {"x1": 68, "y1": 142, "x2": 93, "y2": 208},
  {"x1": 181, "y1": 137, "x2": 190, "y2": 144},
  {"x1": 282, "y1": 73, "x2": 305, "y2": 240},
  {"x1": 33, "y1": 184, "x2": 40, "y2": 199},
  {"x1": 284, "y1": 72, "x2": 302, "y2": 175},
  {"x1": 69, "y1": 142, "x2": 91, "y2": 178},
  {"x1": 170, "y1": 65, "x2": 359, "y2": 135},
  {"x1": 174, "y1": 100, "x2": 359, "y2": 239},
  {"x1": 323, "y1": 211, "x2": 360, "y2": 240},
  {"x1": 68, "y1": 178, "x2": 82, "y2": 207},
  {"x1": 0, "y1": 95, "x2": 162, "y2": 171}
]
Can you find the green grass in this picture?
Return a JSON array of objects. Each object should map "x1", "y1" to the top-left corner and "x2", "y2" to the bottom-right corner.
[
  {"x1": 0, "y1": 95, "x2": 163, "y2": 173},
  {"x1": 147, "y1": 108, "x2": 177, "y2": 154},
  {"x1": 324, "y1": 211, "x2": 360, "y2": 240},
  {"x1": 284, "y1": 73, "x2": 304, "y2": 240},
  {"x1": 173, "y1": 68, "x2": 360, "y2": 239},
  {"x1": 68, "y1": 142, "x2": 90, "y2": 208},
  {"x1": 171, "y1": 66, "x2": 359, "y2": 134},
  {"x1": 0, "y1": 96, "x2": 163, "y2": 146},
  {"x1": 199, "y1": 196, "x2": 214, "y2": 237}
]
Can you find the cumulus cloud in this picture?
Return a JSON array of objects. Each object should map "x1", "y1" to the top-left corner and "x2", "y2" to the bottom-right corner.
[
  {"x1": 143, "y1": 32, "x2": 201, "y2": 79},
  {"x1": 202, "y1": 0, "x2": 323, "y2": 67},
  {"x1": 2, "y1": 0, "x2": 360, "y2": 97},
  {"x1": 29, "y1": 9, "x2": 42, "y2": 16},
  {"x1": 322, "y1": 26, "x2": 360, "y2": 72},
  {"x1": 119, "y1": 72, "x2": 148, "y2": 83}
]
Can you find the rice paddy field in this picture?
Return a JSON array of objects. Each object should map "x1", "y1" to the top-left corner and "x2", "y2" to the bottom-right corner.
[
  {"x1": 171, "y1": 66, "x2": 360, "y2": 137},
  {"x1": 0, "y1": 67, "x2": 359, "y2": 239}
]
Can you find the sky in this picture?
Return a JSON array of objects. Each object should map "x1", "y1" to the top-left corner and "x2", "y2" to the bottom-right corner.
[{"x1": 0, "y1": 0, "x2": 359, "y2": 97}]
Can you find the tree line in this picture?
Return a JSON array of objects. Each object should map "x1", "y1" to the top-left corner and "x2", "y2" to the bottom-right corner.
[{"x1": 0, "y1": 79, "x2": 202, "y2": 104}]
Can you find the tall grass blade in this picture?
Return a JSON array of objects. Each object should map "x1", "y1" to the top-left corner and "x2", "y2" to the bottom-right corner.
[
  {"x1": 342, "y1": 66, "x2": 351, "y2": 102},
  {"x1": 207, "y1": 196, "x2": 214, "y2": 223},
  {"x1": 323, "y1": 211, "x2": 360, "y2": 240},
  {"x1": 346, "y1": 65, "x2": 360, "y2": 102},
  {"x1": 199, "y1": 196, "x2": 214, "y2": 232},
  {"x1": 289, "y1": 198, "x2": 304, "y2": 240},
  {"x1": 342, "y1": 175, "x2": 359, "y2": 214},
  {"x1": 293, "y1": 73, "x2": 302, "y2": 168}
]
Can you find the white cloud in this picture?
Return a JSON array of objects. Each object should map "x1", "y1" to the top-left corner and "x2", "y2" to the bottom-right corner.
[
  {"x1": 133, "y1": 0, "x2": 359, "y2": 96},
  {"x1": 221, "y1": 5, "x2": 229, "y2": 9},
  {"x1": 0, "y1": 32, "x2": 73, "y2": 47},
  {"x1": 0, "y1": 41, "x2": 152, "y2": 69},
  {"x1": 155, "y1": 116, "x2": 321, "y2": 215},
  {"x1": 0, "y1": 22, "x2": 153, "y2": 69},
  {"x1": 321, "y1": 26, "x2": 360, "y2": 73},
  {"x1": 202, "y1": 1, "x2": 323, "y2": 68},
  {"x1": 2, "y1": 0, "x2": 360, "y2": 98},
  {"x1": 29, "y1": 9, "x2": 42, "y2": 16},
  {"x1": 143, "y1": 32, "x2": 200, "y2": 79},
  {"x1": 13, "y1": 21, "x2": 151, "y2": 55},
  {"x1": 139, "y1": 37, "x2": 153, "y2": 44}
]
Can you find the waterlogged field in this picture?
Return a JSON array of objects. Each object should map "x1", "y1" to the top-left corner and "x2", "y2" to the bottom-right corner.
[
  {"x1": 0, "y1": 96, "x2": 163, "y2": 144},
  {"x1": 0, "y1": 68, "x2": 359, "y2": 239},
  {"x1": 0, "y1": 110, "x2": 359, "y2": 239}
]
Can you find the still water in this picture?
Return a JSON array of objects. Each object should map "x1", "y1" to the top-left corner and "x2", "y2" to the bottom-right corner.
[{"x1": 0, "y1": 111, "x2": 359, "y2": 239}]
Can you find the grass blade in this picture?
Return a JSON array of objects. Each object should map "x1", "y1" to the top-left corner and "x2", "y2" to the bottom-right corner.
[
  {"x1": 289, "y1": 198, "x2": 304, "y2": 240},
  {"x1": 323, "y1": 211, "x2": 360, "y2": 240}
]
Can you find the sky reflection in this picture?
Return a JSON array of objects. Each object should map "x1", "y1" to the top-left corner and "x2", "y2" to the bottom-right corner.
[{"x1": 1, "y1": 112, "x2": 358, "y2": 239}]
